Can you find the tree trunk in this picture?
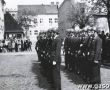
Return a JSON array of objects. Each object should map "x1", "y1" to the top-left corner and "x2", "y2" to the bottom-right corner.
[
  {"x1": 107, "y1": 1, "x2": 110, "y2": 33},
  {"x1": 107, "y1": 10, "x2": 110, "y2": 33}
]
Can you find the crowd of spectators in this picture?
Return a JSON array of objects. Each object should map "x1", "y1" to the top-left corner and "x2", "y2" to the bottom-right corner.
[{"x1": 0, "y1": 39, "x2": 32, "y2": 53}]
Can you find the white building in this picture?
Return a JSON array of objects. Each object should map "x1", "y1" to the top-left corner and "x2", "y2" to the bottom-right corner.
[
  {"x1": 28, "y1": 14, "x2": 58, "y2": 41},
  {"x1": 18, "y1": 3, "x2": 58, "y2": 41},
  {"x1": 0, "y1": 0, "x2": 5, "y2": 40}
]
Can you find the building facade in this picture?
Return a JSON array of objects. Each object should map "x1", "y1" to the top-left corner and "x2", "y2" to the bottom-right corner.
[
  {"x1": 94, "y1": 15, "x2": 109, "y2": 33},
  {"x1": 58, "y1": 0, "x2": 88, "y2": 30},
  {"x1": 0, "y1": 0, "x2": 5, "y2": 40},
  {"x1": 18, "y1": 4, "x2": 58, "y2": 41},
  {"x1": 58, "y1": 0, "x2": 77, "y2": 36},
  {"x1": 27, "y1": 14, "x2": 58, "y2": 41}
]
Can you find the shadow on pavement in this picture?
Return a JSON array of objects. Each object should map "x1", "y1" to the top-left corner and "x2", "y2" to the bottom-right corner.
[
  {"x1": 31, "y1": 60, "x2": 86, "y2": 90},
  {"x1": 60, "y1": 65, "x2": 86, "y2": 85},
  {"x1": 31, "y1": 60, "x2": 54, "y2": 90},
  {"x1": 101, "y1": 64, "x2": 110, "y2": 69}
]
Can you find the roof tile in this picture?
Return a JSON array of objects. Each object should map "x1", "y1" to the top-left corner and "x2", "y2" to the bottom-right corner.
[{"x1": 18, "y1": 5, "x2": 58, "y2": 17}]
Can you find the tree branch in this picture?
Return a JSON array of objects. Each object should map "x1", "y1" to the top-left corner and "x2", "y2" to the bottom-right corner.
[{"x1": 101, "y1": 0, "x2": 107, "y2": 5}]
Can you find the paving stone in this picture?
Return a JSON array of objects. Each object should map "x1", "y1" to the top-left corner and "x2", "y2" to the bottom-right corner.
[{"x1": 0, "y1": 52, "x2": 110, "y2": 90}]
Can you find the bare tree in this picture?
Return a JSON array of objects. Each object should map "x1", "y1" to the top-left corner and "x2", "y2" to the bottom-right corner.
[
  {"x1": 18, "y1": 9, "x2": 36, "y2": 27},
  {"x1": 68, "y1": 2, "x2": 93, "y2": 29},
  {"x1": 86, "y1": 0, "x2": 110, "y2": 32}
]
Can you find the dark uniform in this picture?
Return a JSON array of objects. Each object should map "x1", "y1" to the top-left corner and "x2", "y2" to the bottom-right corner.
[
  {"x1": 105, "y1": 37, "x2": 110, "y2": 62},
  {"x1": 52, "y1": 35, "x2": 62, "y2": 90},
  {"x1": 91, "y1": 34, "x2": 102, "y2": 84},
  {"x1": 63, "y1": 30, "x2": 102, "y2": 85},
  {"x1": 64, "y1": 37, "x2": 68, "y2": 69},
  {"x1": 46, "y1": 37, "x2": 54, "y2": 82},
  {"x1": 35, "y1": 38, "x2": 41, "y2": 62},
  {"x1": 70, "y1": 36, "x2": 76, "y2": 72},
  {"x1": 64, "y1": 36, "x2": 71, "y2": 70}
]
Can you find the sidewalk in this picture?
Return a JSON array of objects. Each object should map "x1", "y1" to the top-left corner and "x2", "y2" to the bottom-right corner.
[{"x1": 0, "y1": 51, "x2": 36, "y2": 56}]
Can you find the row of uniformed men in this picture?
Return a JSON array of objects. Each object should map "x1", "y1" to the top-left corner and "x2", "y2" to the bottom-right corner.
[
  {"x1": 35, "y1": 29, "x2": 102, "y2": 88},
  {"x1": 35, "y1": 31, "x2": 62, "y2": 90},
  {"x1": 64, "y1": 29, "x2": 102, "y2": 84}
]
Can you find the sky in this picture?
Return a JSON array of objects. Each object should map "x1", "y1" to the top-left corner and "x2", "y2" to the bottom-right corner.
[{"x1": 5, "y1": 0, "x2": 64, "y2": 9}]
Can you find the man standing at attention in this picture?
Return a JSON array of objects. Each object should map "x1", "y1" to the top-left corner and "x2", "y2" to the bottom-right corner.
[
  {"x1": 52, "y1": 31, "x2": 63, "y2": 90},
  {"x1": 91, "y1": 30, "x2": 102, "y2": 86}
]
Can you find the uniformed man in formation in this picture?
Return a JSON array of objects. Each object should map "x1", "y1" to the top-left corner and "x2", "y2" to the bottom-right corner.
[
  {"x1": 100, "y1": 31, "x2": 110, "y2": 64},
  {"x1": 35, "y1": 30, "x2": 62, "y2": 90},
  {"x1": 35, "y1": 27, "x2": 108, "y2": 89},
  {"x1": 64, "y1": 28, "x2": 102, "y2": 84}
]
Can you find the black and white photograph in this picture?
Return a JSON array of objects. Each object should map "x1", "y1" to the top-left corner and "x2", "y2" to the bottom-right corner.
[{"x1": 0, "y1": 0, "x2": 110, "y2": 90}]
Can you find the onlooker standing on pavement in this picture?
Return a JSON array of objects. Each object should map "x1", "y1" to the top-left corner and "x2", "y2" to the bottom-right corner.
[
  {"x1": 8, "y1": 40, "x2": 12, "y2": 52},
  {"x1": 2, "y1": 40, "x2": 6, "y2": 52},
  {"x1": 5, "y1": 39, "x2": 9, "y2": 52},
  {"x1": 28, "y1": 39, "x2": 32, "y2": 51},
  {"x1": 12, "y1": 40, "x2": 15, "y2": 52},
  {"x1": 91, "y1": 30, "x2": 102, "y2": 84},
  {"x1": 24, "y1": 40, "x2": 28, "y2": 51},
  {"x1": 21, "y1": 40, "x2": 24, "y2": 51},
  {"x1": 0, "y1": 40, "x2": 3, "y2": 53},
  {"x1": 15, "y1": 40, "x2": 18, "y2": 52},
  {"x1": 18, "y1": 40, "x2": 21, "y2": 52}
]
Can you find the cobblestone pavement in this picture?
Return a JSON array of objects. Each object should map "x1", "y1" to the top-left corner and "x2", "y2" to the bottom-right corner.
[{"x1": 0, "y1": 52, "x2": 110, "y2": 90}]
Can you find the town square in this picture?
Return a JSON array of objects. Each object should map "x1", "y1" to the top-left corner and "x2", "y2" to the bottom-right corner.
[{"x1": 0, "y1": 0, "x2": 110, "y2": 90}]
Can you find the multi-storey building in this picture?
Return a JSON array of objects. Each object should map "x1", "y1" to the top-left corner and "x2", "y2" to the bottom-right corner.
[
  {"x1": 0, "y1": 0, "x2": 5, "y2": 40},
  {"x1": 18, "y1": 3, "x2": 58, "y2": 41}
]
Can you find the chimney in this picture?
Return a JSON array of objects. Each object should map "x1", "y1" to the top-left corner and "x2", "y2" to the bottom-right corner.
[{"x1": 51, "y1": 2, "x2": 54, "y2": 6}]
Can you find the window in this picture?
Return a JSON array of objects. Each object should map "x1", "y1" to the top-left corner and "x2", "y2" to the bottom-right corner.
[
  {"x1": 34, "y1": 30, "x2": 38, "y2": 35},
  {"x1": 40, "y1": 18, "x2": 43, "y2": 23},
  {"x1": 34, "y1": 18, "x2": 37, "y2": 23},
  {"x1": 49, "y1": 18, "x2": 52, "y2": 23},
  {"x1": 2, "y1": 8, "x2": 4, "y2": 12},
  {"x1": 12, "y1": 14, "x2": 15, "y2": 17},
  {"x1": 29, "y1": 19, "x2": 31, "y2": 24},
  {"x1": 34, "y1": 30, "x2": 38, "y2": 32},
  {"x1": 55, "y1": 18, "x2": 58, "y2": 23},
  {"x1": 30, "y1": 31, "x2": 32, "y2": 35}
]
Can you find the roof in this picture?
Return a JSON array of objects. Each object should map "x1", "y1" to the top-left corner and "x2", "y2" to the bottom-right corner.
[
  {"x1": 18, "y1": 5, "x2": 58, "y2": 17},
  {"x1": 58, "y1": 0, "x2": 70, "y2": 10},
  {"x1": 4, "y1": 12, "x2": 23, "y2": 33}
]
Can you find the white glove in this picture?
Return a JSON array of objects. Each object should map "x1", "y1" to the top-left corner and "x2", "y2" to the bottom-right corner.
[
  {"x1": 88, "y1": 52, "x2": 90, "y2": 55},
  {"x1": 53, "y1": 61, "x2": 56, "y2": 65},
  {"x1": 94, "y1": 61, "x2": 99, "y2": 63},
  {"x1": 83, "y1": 53, "x2": 85, "y2": 56},
  {"x1": 80, "y1": 44, "x2": 83, "y2": 47}
]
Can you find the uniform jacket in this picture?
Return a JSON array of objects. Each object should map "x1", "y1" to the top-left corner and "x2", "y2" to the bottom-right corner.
[
  {"x1": 94, "y1": 35, "x2": 102, "y2": 61},
  {"x1": 52, "y1": 36, "x2": 62, "y2": 64}
]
